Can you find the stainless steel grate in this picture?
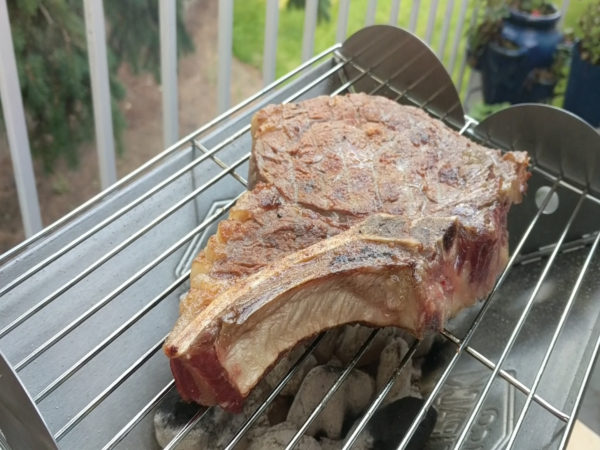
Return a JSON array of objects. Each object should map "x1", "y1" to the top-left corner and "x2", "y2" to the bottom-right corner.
[{"x1": 1, "y1": 26, "x2": 599, "y2": 450}]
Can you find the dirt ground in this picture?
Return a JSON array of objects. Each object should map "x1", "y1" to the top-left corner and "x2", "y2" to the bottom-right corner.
[{"x1": 0, "y1": 0, "x2": 262, "y2": 254}]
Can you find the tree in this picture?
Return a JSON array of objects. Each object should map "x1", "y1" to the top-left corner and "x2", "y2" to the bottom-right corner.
[
  {"x1": 4, "y1": 0, "x2": 193, "y2": 172},
  {"x1": 287, "y1": 0, "x2": 332, "y2": 23}
]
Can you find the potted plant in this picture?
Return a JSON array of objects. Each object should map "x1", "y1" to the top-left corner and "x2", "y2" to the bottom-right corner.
[
  {"x1": 468, "y1": 0, "x2": 564, "y2": 104},
  {"x1": 563, "y1": 1, "x2": 600, "y2": 127}
]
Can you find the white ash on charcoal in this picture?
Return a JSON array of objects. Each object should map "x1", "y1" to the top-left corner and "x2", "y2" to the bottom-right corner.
[
  {"x1": 154, "y1": 382, "x2": 269, "y2": 449},
  {"x1": 287, "y1": 365, "x2": 375, "y2": 440},
  {"x1": 376, "y1": 337, "x2": 420, "y2": 406},
  {"x1": 264, "y1": 343, "x2": 318, "y2": 396},
  {"x1": 155, "y1": 325, "x2": 438, "y2": 449},
  {"x1": 246, "y1": 422, "x2": 322, "y2": 450}
]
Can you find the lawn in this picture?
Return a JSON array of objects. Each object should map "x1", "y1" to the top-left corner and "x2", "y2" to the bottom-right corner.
[{"x1": 232, "y1": 0, "x2": 589, "y2": 101}]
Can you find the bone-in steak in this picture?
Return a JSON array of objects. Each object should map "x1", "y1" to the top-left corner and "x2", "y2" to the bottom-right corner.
[{"x1": 164, "y1": 94, "x2": 529, "y2": 412}]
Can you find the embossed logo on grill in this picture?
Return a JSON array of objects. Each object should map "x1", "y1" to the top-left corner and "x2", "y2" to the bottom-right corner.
[{"x1": 427, "y1": 370, "x2": 515, "y2": 450}]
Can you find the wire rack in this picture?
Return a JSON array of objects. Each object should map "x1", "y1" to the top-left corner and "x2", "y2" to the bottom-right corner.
[{"x1": 1, "y1": 27, "x2": 600, "y2": 450}]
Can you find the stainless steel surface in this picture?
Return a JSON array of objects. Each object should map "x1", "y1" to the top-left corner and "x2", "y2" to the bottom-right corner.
[
  {"x1": 339, "y1": 25, "x2": 465, "y2": 128},
  {"x1": 0, "y1": 26, "x2": 599, "y2": 450},
  {"x1": 0, "y1": 351, "x2": 56, "y2": 449},
  {"x1": 473, "y1": 103, "x2": 600, "y2": 205}
]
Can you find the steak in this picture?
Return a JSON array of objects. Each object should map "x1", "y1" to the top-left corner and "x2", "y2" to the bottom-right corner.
[{"x1": 164, "y1": 94, "x2": 530, "y2": 412}]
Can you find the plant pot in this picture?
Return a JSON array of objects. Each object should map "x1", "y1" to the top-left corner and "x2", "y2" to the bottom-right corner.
[
  {"x1": 479, "y1": 4, "x2": 562, "y2": 104},
  {"x1": 563, "y1": 43, "x2": 600, "y2": 127}
]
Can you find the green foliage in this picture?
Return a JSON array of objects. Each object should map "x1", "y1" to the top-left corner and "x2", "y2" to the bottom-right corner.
[
  {"x1": 467, "y1": 1, "x2": 508, "y2": 65},
  {"x1": 4, "y1": 0, "x2": 193, "y2": 172},
  {"x1": 467, "y1": 1, "x2": 559, "y2": 67},
  {"x1": 469, "y1": 101, "x2": 510, "y2": 121},
  {"x1": 106, "y1": 0, "x2": 194, "y2": 81},
  {"x1": 513, "y1": 1, "x2": 554, "y2": 14},
  {"x1": 578, "y1": 1, "x2": 600, "y2": 65},
  {"x1": 287, "y1": 0, "x2": 332, "y2": 23}
]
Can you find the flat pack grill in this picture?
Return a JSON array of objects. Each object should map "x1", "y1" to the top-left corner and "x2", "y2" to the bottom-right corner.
[{"x1": 1, "y1": 26, "x2": 600, "y2": 450}]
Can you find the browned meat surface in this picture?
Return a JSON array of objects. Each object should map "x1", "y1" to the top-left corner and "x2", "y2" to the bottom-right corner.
[{"x1": 164, "y1": 94, "x2": 530, "y2": 412}]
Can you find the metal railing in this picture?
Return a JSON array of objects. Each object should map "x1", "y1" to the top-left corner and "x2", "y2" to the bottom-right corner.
[{"x1": 0, "y1": 0, "x2": 573, "y2": 245}]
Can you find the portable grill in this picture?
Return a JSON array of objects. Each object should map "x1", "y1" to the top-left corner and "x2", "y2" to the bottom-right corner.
[{"x1": 1, "y1": 26, "x2": 600, "y2": 450}]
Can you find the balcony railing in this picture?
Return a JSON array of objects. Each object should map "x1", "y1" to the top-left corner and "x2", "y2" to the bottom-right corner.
[{"x1": 0, "y1": 0, "x2": 574, "y2": 245}]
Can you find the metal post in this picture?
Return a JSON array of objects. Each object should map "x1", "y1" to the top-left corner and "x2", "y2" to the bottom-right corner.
[
  {"x1": 336, "y1": 0, "x2": 351, "y2": 43},
  {"x1": 389, "y1": 0, "x2": 401, "y2": 25},
  {"x1": 559, "y1": 0, "x2": 570, "y2": 27},
  {"x1": 437, "y1": 0, "x2": 454, "y2": 58},
  {"x1": 449, "y1": 0, "x2": 468, "y2": 74},
  {"x1": 457, "y1": 4, "x2": 480, "y2": 95},
  {"x1": 302, "y1": 0, "x2": 318, "y2": 62},
  {"x1": 159, "y1": 0, "x2": 179, "y2": 147},
  {"x1": 83, "y1": 0, "x2": 117, "y2": 189},
  {"x1": 263, "y1": 0, "x2": 279, "y2": 86},
  {"x1": 425, "y1": 0, "x2": 439, "y2": 44},
  {"x1": 0, "y1": 0, "x2": 42, "y2": 236},
  {"x1": 365, "y1": 0, "x2": 377, "y2": 26},
  {"x1": 218, "y1": 0, "x2": 233, "y2": 112},
  {"x1": 409, "y1": 0, "x2": 420, "y2": 33}
]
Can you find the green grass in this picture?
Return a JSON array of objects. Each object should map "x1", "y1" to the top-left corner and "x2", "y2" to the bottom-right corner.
[{"x1": 233, "y1": 0, "x2": 589, "y2": 102}]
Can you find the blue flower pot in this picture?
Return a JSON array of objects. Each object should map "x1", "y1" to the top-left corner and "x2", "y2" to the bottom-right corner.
[
  {"x1": 480, "y1": 5, "x2": 562, "y2": 104},
  {"x1": 563, "y1": 43, "x2": 600, "y2": 127}
]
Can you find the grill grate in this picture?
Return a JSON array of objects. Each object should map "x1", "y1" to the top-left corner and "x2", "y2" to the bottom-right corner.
[{"x1": 1, "y1": 26, "x2": 600, "y2": 450}]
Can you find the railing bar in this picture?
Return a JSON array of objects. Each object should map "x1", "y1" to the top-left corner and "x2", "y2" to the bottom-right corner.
[
  {"x1": 457, "y1": 4, "x2": 479, "y2": 94},
  {"x1": 262, "y1": 0, "x2": 279, "y2": 85},
  {"x1": 224, "y1": 334, "x2": 325, "y2": 450},
  {"x1": 0, "y1": 43, "x2": 340, "y2": 266},
  {"x1": 506, "y1": 231, "x2": 600, "y2": 448},
  {"x1": 159, "y1": 0, "x2": 179, "y2": 146},
  {"x1": 0, "y1": 0, "x2": 42, "y2": 237},
  {"x1": 341, "y1": 339, "x2": 420, "y2": 449},
  {"x1": 83, "y1": 0, "x2": 117, "y2": 189},
  {"x1": 408, "y1": 0, "x2": 420, "y2": 33},
  {"x1": 302, "y1": 0, "x2": 318, "y2": 63},
  {"x1": 558, "y1": 326, "x2": 600, "y2": 449},
  {"x1": 559, "y1": 0, "x2": 571, "y2": 27},
  {"x1": 217, "y1": 0, "x2": 233, "y2": 113},
  {"x1": 34, "y1": 273, "x2": 189, "y2": 403},
  {"x1": 285, "y1": 330, "x2": 379, "y2": 449},
  {"x1": 396, "y1": 179, "x2": 562, "y2": 448},
  {"x1": 54, "y1": 335, "x2": 167, "y2": 441},
  {"x1": 101, "y1": 380, "x2": 176, "y2": 450},
  {"x1": 389, "y1": 0, "x2": 401, "y2": 25},
  {"x1": 424, "y1": 0, "x2": 439, "y2": 44},
  {"x1": 336, "y1": 0, "x2": 351, "y2": 43},
  {"x1": 437, "y1": 0, "x2": 454, "y2": 58},
  {"x1": 14, "y1": 161, "x2": 248, "y2": 372},
  {"x1": 440, "y1": 330, "x2": 569, "y2": 422},
  {"x1": 452, "y1": 191, "x2": 587, "y2": 449},
  {"x1": 365, "y1": 0, "x2": 377, "y2": 26},
  {"x1": 448, "y1": 0, "x2": 469, "y2": 74}
]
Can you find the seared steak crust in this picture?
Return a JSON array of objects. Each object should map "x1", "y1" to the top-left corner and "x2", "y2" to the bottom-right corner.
[{"x1": 165, "y1": 94, "x2": 529, "y2": 412}]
